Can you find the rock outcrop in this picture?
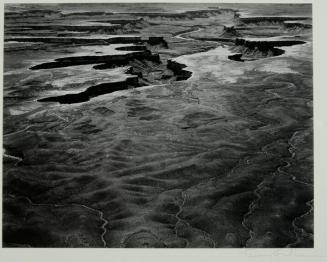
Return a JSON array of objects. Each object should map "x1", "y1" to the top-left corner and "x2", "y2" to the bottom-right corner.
[
  {"x1": 220, "y1": 25, "x2": 241, "y2": 38},
  {"x1": 166, "y1": 60, "x2": 192, "y2": 81}
]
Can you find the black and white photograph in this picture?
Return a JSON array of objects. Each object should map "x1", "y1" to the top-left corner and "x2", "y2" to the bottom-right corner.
[{"x1": 2, "y1": 1, "x2": 316, "y2": 250}]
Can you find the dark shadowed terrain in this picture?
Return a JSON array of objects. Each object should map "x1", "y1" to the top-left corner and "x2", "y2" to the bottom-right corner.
[{"x1": 3, "y1": 3, "x2": 313, "y2": 248}]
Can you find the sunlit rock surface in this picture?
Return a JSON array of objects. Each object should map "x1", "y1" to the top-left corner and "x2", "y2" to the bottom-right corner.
[{"x1": 3, "y1": 3, "x2": 312, "y2": 248}]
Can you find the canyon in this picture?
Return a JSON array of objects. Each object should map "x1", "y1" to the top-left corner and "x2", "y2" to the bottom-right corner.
[{"x1": 3, "y1": 3, "x2": 313, "y2": 248}]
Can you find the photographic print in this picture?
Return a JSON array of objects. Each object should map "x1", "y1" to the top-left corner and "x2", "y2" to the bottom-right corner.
[{"x1": 2, "y1": 2, "x2": 313, "y2": 248}]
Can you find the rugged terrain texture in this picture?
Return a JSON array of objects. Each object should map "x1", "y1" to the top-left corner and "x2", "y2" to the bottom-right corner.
[{"x1": 3, "y1": 3, "x2": 313, "y2": 248}]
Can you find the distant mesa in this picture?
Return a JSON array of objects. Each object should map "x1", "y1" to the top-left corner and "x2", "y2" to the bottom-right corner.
[
  {"x1": 5, "y1": 9, "x2": 62, "y2": 19},
  {"x1": 228, "y1": 38, "x2": 306, "y2": 62},
  {"x1": 283, "y1": 21, "x2": 312, "y2": 29},
  {"x1": 235, "y1": 38, "x2": 306, "y2": 48},
  {"x1": 238, "y1": 16, "x2": 310, "y2": 24},
  {"x1": 118, "y1": 9, "x2": 226, "y2": 19},
  {"x1": 91, "y1": 18, "x2": 145, "y2": 25},
  {"x1": 63, "y1": 11, "x2": 110, "y2": 17},
  {"x1": 237, "y1": 15, "x2": 312, "y2": 30}
]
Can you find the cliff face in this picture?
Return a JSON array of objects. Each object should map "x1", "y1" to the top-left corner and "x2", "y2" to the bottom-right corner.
[
  {"x1": 283, "y1": 21, "x2": 312, "y2": 29},
  {"x1": 6, "y1": 36, "x2": 168, "y2": 47},
  {"x1": 30, "y1": 50, "x2": 160, "y2": 70},
  {"x1": 235, "y1": 38, "x2": 306, "y2": 48},
  {"x1": 228, "y1": 38, "x2": 306, "y2": 61},
  {"x1": 239, "y1": 16, "x2": 309, "y2": 24},
  {"x1": 220, "y1": 25, "x2": 241, "y2": 38},
  {"x1": 38, "y1": 76, "x2": 140, "y2": 104},
  {"x1": 148, "y1": 36, "x2": 168, "y2": 47},
  {"x1": 167, "y1": 60, "x2": 192, "y2": 81}
]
